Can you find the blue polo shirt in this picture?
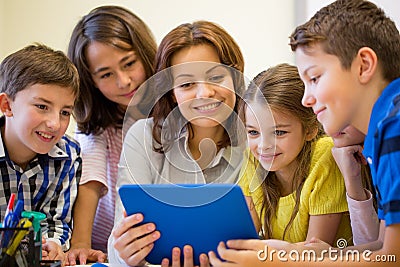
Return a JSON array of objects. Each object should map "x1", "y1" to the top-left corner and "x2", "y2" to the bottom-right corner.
[{"x1": 363, "y1": 77, "x2": 400, "y2": 226}]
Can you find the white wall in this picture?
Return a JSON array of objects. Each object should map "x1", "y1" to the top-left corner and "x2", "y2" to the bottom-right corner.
[
  {"x1": 0, "y1": 0, "x2": 296, "y2": 80},
  {"x1": 0, "y1": 0, "x2": 297, "y2": 135}
]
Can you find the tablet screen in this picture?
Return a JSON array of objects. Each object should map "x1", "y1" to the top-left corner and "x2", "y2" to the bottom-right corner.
[{"x1": 118, "y1": 184, "x2": 259, "y2": 265}]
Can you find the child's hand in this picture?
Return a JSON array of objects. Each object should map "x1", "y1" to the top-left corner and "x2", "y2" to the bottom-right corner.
[
  {"x1": 112, "y1": 212, "x2": 160, "y2": 266},
  {"x1": 42, "y1": 239, "x2": 65, "y2": 262},
  {"x1": 161, "y1": 245, "x2": 210, "y2": 267},
  {"x1": 331, "y1": 145, "x2": 367, "y2": 201},
  {"x1": 65, "y1": 243, "x2": 107, "y2": 265}
]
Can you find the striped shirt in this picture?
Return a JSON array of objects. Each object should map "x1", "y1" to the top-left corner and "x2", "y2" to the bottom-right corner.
[
  {"x1": 0, "y1": 118, "x2": 82, "y2": 249},
  {"x1": 363, "y1": 77, "x2": 400, "y2": 226},
  {"x1": 74, "y1": 126, "x2": 123, "y2": 253}
]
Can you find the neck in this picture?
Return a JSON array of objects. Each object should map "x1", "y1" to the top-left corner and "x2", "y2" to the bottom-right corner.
[
  {"x1": 188, "y1": 124, "x2": 226, "y2": 168},
  {"x1": 353, "y1": 77, "x2": 390, "y2": 135}
]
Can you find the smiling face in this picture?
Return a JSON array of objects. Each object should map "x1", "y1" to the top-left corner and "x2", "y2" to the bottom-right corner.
[
  {"x1": 246, "y1": 102, "x2": 311, "y2": 174},
  {"x1": 295, "y1": 43, "x2": 363, "y2": 136},
  {"x1": 1, "y1": 84, "x2": 75, "y2": 165},
  {"x1": 171, "y1": 44, "x2": 236, "y2": 128},
  {"x1": 86, "y1": 41, "x2": 147, "y2": 108}
]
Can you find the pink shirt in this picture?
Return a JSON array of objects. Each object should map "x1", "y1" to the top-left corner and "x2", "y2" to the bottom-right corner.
[{"x1": 75, "y1": 126, "x2": 123, "y2": 252}]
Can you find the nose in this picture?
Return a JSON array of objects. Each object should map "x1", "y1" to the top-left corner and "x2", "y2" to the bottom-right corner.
[
  {"x1": 117, "y1": 71, "x2": 131, "y2": 89},
  {"x1": 259, "y1": 134, "x2": 274, "y2": 152},
  {"x1": 196, "y1": 82, "x2": 215, "y2": 98},
  {"x1": 301, "y1": 86, "x2": 315, "y2": 108},
  {"x1": 46, "y1": 112, "x2": 61, "y2": 131}
]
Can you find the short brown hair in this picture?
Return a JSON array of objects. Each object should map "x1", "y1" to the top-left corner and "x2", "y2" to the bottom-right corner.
[
  {"x1": 289, "y1": 0, "x2": 400, "y2": 81},
  {"x1": 0, "y1": 43, "x2": 79, "y2": 100}
]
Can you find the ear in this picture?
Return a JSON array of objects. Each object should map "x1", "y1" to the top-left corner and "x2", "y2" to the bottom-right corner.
[
  {"x1": 0, "y1": 93, "x2": 13, "y2": 117},
  {"x1": 357, "y1": 47, "x2": 378, "y2": 84},
  {"x1": 305, "y1": 126, "x2": 318, "y2": 141}
]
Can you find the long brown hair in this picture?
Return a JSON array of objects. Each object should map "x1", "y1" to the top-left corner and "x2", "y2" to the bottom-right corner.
[
  {"x1": 68, "y1": 5, "x2": 157, "y2": 135},
  {"x1": 241, "y1": 63, "x2": 323, "y2": 239},
  {"x1": 150, "y1": 20, "x2": 245, "y2": 153}
]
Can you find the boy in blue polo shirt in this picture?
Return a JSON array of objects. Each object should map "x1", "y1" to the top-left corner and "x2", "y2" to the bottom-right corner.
[
  {"x1": 209, "y1": 1, "x2": 400, "y2": 266},
  {"x1": 0, "y1": 44, "x2": 82, "y2": 262}
]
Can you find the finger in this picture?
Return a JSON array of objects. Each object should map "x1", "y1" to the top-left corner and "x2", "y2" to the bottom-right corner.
[
  {"x1": 78, "y1": 251, "x2": 88, "y2": 265},
  {"x1": 48, "y1": 248, "x2": 58, "y2": 260},
  {"x1": 124, "y1": 243, "x2": 154, "y2": 266},
  {"x1": 114, "y1": 227, "x2": 159, "y2": 259},
  {"x1": 171, "y1": 247, "x2": 182, "y2": 267},
  {"x1": 183, "y1": 245, "x2": 194, "y2": 267},
  {"x1": 208, "y1": 251, "x2": 226, "y2": 267},
  {"x1": 113, "y1": 213, "x2": 144, "y2": 238},
  {"x1": 66, "y1": 250, "x2": 77, "y2": 265},
  {"x1": 161, "y1": 258, "x2": 170, "y2": 267},
  {"x1": 226, "y1": 239, "x2": 265, "y2": 251},
  {"x1": 199, "y1": 253, "x2": 210, "y2": 267},
  {"x1": 88, "y1": 249, "x2": 107, "y2": 263}
]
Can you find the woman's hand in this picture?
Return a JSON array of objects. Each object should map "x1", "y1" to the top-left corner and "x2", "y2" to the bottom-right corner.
[{"x1": 112, "y1": 212, "x2": 161, "y2": 266}]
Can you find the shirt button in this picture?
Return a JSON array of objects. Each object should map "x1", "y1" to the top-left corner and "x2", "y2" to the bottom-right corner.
[{"x1": 367, "y1": 157, "x2": 372, "y2": 164}]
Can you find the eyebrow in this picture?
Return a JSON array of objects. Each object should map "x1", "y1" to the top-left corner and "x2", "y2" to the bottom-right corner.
[
  {"x1": 275, "y1": 124, "x2": 291, "y2": 128},
  {"x1": 301, "y1": 65, "x2": 316, "y2": 77},
  {"x1": 173, "y1": 64, "x2": 227, "y2": 81},
  {"x1": 92, "y1": 53, "x2": 136, "y2": 75},
  {"x1": 33, "y1": 97, "x2": 74, "y2": 109}
]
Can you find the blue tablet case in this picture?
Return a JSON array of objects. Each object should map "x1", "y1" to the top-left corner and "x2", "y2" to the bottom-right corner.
[{"x1": 118, "y1": 184, "x2": 259, "y2": 265}]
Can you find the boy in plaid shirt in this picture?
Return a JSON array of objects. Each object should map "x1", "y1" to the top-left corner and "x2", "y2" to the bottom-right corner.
[{"x1": 0, "y1": 43, "x2": 82, "y2": 262}]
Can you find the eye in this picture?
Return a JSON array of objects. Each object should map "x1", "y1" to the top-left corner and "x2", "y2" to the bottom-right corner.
[
  {"x1": 274, "y1": 130, "x2": 287, "y2": 136},
  {"x1": 35, "y1": 104, "x2": 47, "y2": 110},
  {"x1": 100, "y1": 72, "x2": 112, "y2": 79},
  {"x1": 247, "y1": 129, "x2": 260, "y2": 137},
  {"x1": 125, "y1": 60, "x2": 137, "y2": 69},
  {"x1": 177, "y1": 82, "x2": 196, "y2": 89},
  {"x1": 61, "y1": 110, "x2": 71, "y2": 117},
  {"x1": 309, "y1": 75, "x2": 319, "y2": 84},
  {"x1": 208, "y1": 74, "x2": 225, "y2": 83}
]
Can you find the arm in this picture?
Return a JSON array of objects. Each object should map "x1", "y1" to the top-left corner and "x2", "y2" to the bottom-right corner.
[
  {"x1": 346, "y1": 190, "x2": 379, "y2": 245},
  {"x1": 66, "y1": 181, "x2": 106, "y2": 265},
  {"x1": 306, "y1": 213, "x2": 343, "y2": 246}
]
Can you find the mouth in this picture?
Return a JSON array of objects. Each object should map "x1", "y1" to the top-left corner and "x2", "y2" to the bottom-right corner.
[
  {"x1": 193, "y1": 101, "x2": 222, "y2": 112},
  {"x1": 258, "y1": 153, "x2": 278, "y2": 161},
  {"x1": 36, "y1": 131, "x2": 55, "y2": 141},
  {"x1": 123, "y1": 87, "x2": 138, "y2": 98}
]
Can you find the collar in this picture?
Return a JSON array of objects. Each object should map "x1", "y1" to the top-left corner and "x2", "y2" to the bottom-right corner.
[
  {"x1": 367, "y1": 78, "x2": 400, "y2": 138},
  {"x1": 178, "y1": 128, "x2": 241, "y2": 169}
]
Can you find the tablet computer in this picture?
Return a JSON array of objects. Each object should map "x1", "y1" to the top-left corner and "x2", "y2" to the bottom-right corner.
[{"x1": 118, "y1": 184, "x2": 259, "y2": 265}]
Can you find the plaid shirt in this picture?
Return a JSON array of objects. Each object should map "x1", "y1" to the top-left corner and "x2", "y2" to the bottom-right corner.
[{"x1": 0, "y1": 118, "x2": 82, "y2": 249}]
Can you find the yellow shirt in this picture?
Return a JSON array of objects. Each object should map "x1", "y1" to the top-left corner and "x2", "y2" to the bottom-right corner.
[{"x1": 239, "y1": 137, "x2": 352, "y2": 245}]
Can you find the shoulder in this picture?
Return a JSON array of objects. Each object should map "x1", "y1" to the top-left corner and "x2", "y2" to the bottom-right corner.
[
  {"x1": 124, "y1": 118, "x2": 154, "y2": 140},
  {"x1": 307, "y1": 136, "x2": 342, "y2": 181},
  {"x1": 310, "y1": 136, "x2": 335, "y2": 162}
]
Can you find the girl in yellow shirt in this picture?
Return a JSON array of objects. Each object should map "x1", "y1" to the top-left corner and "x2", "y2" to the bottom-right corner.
[{"x1": 239, "y1": 63, "x2": 352, "y2": 246}]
